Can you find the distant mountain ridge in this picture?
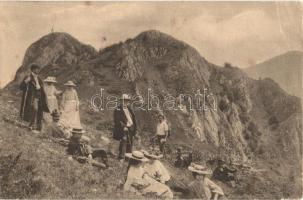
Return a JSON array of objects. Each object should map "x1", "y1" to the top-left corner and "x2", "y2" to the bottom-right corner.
[{"x1": 245, "y1": 51, "x2": 302, "y2": 97}]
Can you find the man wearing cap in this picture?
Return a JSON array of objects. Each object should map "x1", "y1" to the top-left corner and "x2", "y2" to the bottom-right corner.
[
  {"x1": 113, "y1": 94, "x2": 137, "y2": 161},
  {"x1": 20, "y1": 63, "x2": 49, "y2": 132},
  {"x1": 187, "y1": 163, "x2": 225, "y2": 200},
  {"x1": 67, "y1": 127, "x2": 108, "y2": 168}
]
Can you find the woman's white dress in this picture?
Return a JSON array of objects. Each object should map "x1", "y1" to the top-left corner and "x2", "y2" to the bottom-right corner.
[
  {"x1": 60, "y1": 89, "x2": 81, "y2": 128},
  {"x1": 143, "y1": 160, "x2": 171, "y2": 183},
  {"x1": 44, "y1": 84, "x2": 60, "y2": 123},
  {"x1": 124, "y1": 165, "x2": 173, "y2": 199}
]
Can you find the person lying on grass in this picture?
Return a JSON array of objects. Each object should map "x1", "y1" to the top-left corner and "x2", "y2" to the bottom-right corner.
[{"x1": 67, "y1": 127, "x2": 108, "y2": 169}]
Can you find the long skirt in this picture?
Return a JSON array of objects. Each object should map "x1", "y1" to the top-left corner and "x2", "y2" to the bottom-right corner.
[
  {"x1": 142, "y1": 176, "x2": 173, "y2": 198},
  {"x1": 44, "y1": 96, "x2": 59, "y2": 123},
  {"x1": 60, "y1": 100, "x2": 81, "y2": 128}
]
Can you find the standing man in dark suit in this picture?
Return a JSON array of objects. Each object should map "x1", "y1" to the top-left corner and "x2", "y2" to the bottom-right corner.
[
  {"x1": 113, "y1": 94, "x2": 137, "y2": 161},
  {"x1": 20, "y1": 64, "x2": 49, "y2": 133}
]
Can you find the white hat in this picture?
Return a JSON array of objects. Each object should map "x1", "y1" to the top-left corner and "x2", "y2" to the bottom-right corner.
[
  {"x1": 188, "y1": 163, "x2": 212, "y2": 175},
  {"x1": 120, "y1": 94, "x2": 132, "y2": 100},
  {"x1": 44, "y1": 76, "x2": 57, "y2": 83},
  {"x1": 64, "y1": 81, "x2": 76, "y2": 86},
  {"x1": 125, "y1": 151, "x2": 149, "y2": 162}
]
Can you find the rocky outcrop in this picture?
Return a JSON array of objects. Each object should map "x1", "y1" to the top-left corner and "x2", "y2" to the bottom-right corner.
[{"x1": 9, "y1": 32, "x2": 97, "y2": 88}]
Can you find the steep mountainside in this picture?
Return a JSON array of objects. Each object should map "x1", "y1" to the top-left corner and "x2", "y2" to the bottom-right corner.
[
  {"x1": 245, "y1": 51, "x2": 302, "y2": 97},
  {"x1": 3, "y1": 30, "x2": 302, "y2": 198}
]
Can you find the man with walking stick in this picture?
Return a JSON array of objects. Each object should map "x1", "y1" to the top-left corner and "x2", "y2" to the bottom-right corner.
[
  {"x1": 20, "y1": 63, "x2": 49, "y2": 133},
  {"x1": 113, "y1": 94, "x2": 137, "y2": 162}
]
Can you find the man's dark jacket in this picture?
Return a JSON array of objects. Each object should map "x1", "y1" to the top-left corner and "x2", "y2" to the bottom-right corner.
[
  {"x1": 19, "y1": 74, "x2": 49, "y2": 122},
  {"x1": 113, "y1": 105, "x2": 137, "y2": 140}
]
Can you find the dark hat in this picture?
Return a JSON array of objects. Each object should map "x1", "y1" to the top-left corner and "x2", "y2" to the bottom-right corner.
[
  {"x1": 158, "y1": 114, "x2": 165, "y2": 119},
  {"x1": 218, "y1": 159, "x2": 225, "y2": 165},
  {"x1": 30, "y1": 63, "x2": 40, "y2": 71},
  {"x1": 51, "y1": 109, "x2": 60, "y2": 118}
]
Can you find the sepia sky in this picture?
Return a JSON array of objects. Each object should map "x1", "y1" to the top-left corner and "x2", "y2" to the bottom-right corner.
[{"x1": 0, "y1": 1, "x2": 302, "y2": 87}]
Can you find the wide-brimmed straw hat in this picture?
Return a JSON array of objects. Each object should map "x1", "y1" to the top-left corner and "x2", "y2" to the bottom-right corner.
[
  {"x1": 125, "y1": 151, "x2": 149, "y2": 162},
  {"x1": 120, "y1": 94, "x2": 132, "y2": 101},
  {"x1": 44, "y1": 76, "x2": 57, "y2": 83},
  {"x1": 188, "y1": 163, "x2": 212, "y2": 175},
  {"x1": 64, "y1": 81, "x2": 76, "y2": 86},
  {"x1": 71, "y1": 126, "x2": 85, "y2": 139},
  {"x1": 142, "y1": 149, "x2": 163, "y2": 160}
]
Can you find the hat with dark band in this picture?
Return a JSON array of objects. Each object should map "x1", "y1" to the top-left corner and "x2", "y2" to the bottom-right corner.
[
  {"x1": 64, "y1": 81, "x2": 76, "y2": 86},
  {"x1": 44, "y1": 76, "x2": 57, "y2": 83},
  {"x1": 71, "y1": 126, "x2": 85, "y2": 139},
  {"x1": 125, "y1": 151, "x2": 149, "y2": 162}
]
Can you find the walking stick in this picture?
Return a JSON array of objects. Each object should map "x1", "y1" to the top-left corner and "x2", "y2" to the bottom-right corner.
[
  {"x1": 125, "y1": 128, "x2": 132, "y2": 153},
  {"x1": 21, "y1": 82, "x2": 29, "y2": 122}
]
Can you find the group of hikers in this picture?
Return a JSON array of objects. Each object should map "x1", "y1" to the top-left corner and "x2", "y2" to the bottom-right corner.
[
  {"x1": 18, "y1": 63, "x2": 234, "y2": 199},
  {"x1": 20, "y1": 64, "x2": 81, "y2": 132}
]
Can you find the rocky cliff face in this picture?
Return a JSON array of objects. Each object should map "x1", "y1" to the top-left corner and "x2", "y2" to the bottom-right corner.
[{"x1": 5, "y1": 30, "x2": 302, "y2": 198}]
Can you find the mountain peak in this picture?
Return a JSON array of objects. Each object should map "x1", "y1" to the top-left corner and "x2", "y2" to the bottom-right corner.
[
  {"x1": 8, "y1": 32, "x2": 97, "y2": 88},
  {"x1": 36, "y1": 32, "x2": 88, "y2": 46},
  {"x1": 133, "y1": 29, "x2": 187, "y2": 47},
  {"x1": 136, "y1": 29, "x2": 172, "y2": 39}
]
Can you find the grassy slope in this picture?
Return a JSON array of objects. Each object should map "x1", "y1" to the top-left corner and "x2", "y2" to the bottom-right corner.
[
  {"x1": 0, "y1": 92, "x2": 140, "y2": 199},
  {"x1": 0, "y1": 87, "x2": 301, "y2": 199}
]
